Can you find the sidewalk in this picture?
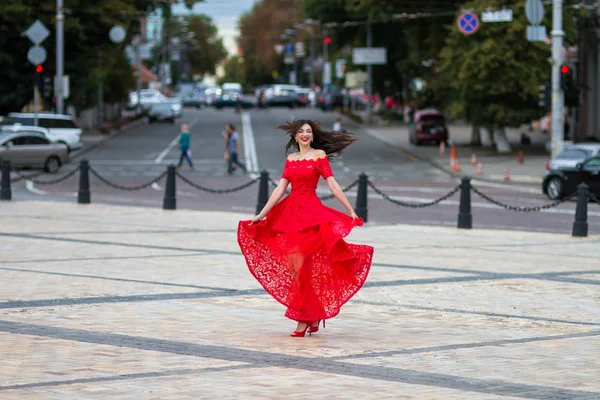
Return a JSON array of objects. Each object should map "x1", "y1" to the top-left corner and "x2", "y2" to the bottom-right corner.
[
  {"x1": 348, "y1": 113, "x2": 549, "y2": 185},
  {"x1": 0, "y1": 201, "x2": 598, "y2": 399}
]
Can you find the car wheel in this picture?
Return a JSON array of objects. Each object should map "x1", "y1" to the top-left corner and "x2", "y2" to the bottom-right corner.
[
  {"x1": 547, "y1": 177, "x2": 564, "y2": 200},
  {"x1": 44, "y1": 156, "x2": 61, "y2": 174}
]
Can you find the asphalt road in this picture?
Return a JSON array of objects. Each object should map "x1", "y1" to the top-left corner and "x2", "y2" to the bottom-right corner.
[{"x1": 10, "y1": 106, "x2": 600, "y2": 235}]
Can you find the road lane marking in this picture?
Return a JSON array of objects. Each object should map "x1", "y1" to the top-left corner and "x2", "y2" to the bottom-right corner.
[
  {"x1": 25, "y1": 181, "x2": 46, "y2": 196},
  {"x1": 242, "y1": 112, "x2": 259, "y2": 179}
]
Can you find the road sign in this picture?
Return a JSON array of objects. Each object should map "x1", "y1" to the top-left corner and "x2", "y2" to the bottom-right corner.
[
  {"x1": 335, "y1": 59, "x2": 346, "y2": 79},
  {"x1": 27, "y1": 46, "x2": 47, "y2": 66},
  {"x1": 274, "y1": 44, "x2": 284, "y2": 55},
  {"x1": 25, "y1": 20, "x2": 50, "y2": 45},
  {"x1": 109, "y1": 25, "x2": 126, "y2": 43},
  {"x1": 323, "y1": 62, "x2": 332, "y2": 85},
  {"x1": 527, "y1": 25, "x2": 547, "y2": 41},
  {"x1": 295, "y1": 42, "x2": 305, "y2": 57},
  {"x1": 481, "y1": 9, "x2": 513, "y2": 23},
  {"x1": 457, "y1": 12, "x2": 480, "y2": 35},
  {"x1": 285, "y1": 44, "x2": 294, "y2": 54},
  {"x1": 525, "y1": 0, "x2": 544, "y2": 25},
  {"x1": 352, "y1": 48, "x2": 387, "y2": 65}
]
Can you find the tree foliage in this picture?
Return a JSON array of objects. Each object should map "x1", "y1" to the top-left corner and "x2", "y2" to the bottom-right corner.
[
  {"x1": 439, "y1": 0, "x2": 577, "y2": 128},
  {"x1": 237, "y1": 0, "x2": 303, "y2": 88}
]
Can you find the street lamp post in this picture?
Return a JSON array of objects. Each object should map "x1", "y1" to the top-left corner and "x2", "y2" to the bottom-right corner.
[
  {"x1": 56, "y1": 0, "x2": 65, "y2": 114},
  {"x1": 285, "y1": 29, "x2": 298, "y2": 85},
  {"x1": 294, "y1": 23, "x2": 315, "y2": 88}
]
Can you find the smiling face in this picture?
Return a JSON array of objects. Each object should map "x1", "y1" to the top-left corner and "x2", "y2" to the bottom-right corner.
[{"x1": 294, "y1": 123, "x2": 313, "y2": 146}]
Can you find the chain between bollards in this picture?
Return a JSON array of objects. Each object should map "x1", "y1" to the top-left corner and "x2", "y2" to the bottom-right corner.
[
  {"x1": 78, "y1": 160, "x2": 91, "y2": 204},
  {"x1": 256, "y1": 170, "x2": 270, "y2": 216},
  {"x1": 163, "y1": 165, "x2": 177, "y2": 210},
  {"x1": 457, "y1": 176, "x2": 472, "y2": 229},
  {"x1": 572, "y1": 183, "x2": 589, "y2": 237},
  {"x1": 1, "y1": 160, "x2": 11, "y2": 201},
  {"x1": 355, "y1": 173, "x2": 368, "y2": 222}
]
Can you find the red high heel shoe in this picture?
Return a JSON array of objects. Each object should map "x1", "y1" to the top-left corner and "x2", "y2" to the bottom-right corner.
[
  {"x1": 290, "y1": 323, "x2": 311, "y2": 337},
  {"x1": 309, "y1": 320, "x2": 325, "y2": 334}
]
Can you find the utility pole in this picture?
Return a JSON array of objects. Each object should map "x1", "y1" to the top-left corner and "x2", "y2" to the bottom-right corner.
[
  {"x1": 309, "y1": 29, "x2": 315, "y2": 88},
  {"x1": 366, "y1": 19, "x2": 373, "y2": 124},
  {"x1": 135, "y1": 33, "x2": 142, "y2": 113},
  {"x1": 56, "y1": 0, "x2": 64, "y2": 114},
  {"x1": 551, "y1": 0, "x2": 565, "y2": 159}
]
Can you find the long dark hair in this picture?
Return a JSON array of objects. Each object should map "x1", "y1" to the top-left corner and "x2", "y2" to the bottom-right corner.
[{"x1": 278, "y1": 119, "x2": 356, "y2": 157}]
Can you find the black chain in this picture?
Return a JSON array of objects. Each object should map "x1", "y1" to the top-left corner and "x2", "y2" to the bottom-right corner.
[
  {"x1": 176, "y1": 172, "x2": 259, "y2": 193},
  {"x1": 18, "y1": 167, "x2": 81, "y2": 185},
  {"x1": 268, "y1": 177, "x2": 279, "y2": 188},
  {"x1": 89, "y1": 167, "x2": 166, "y2": 191},
  {"x1": 11, "y1": 170, "x2": 46, "y2": 183},
  {"x1": 319, "y1": 180, "x2": 359, "y2": 201},
  {"x1": 368, "y1": 181, "x2": 461, "y2": 208},
  {"x1": 471, "y1": 185, "x2": 575, "y2": 212},
  {"x1": 589, "y1": 192, "x2": 599, "y2": 204}
]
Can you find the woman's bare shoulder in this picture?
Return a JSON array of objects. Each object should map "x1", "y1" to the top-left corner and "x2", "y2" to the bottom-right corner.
[
  {"x1": 287, "y1": 152, "x2": 300, "y2": 161},
  {"x1": 313, "y1": 149, "x2": 327, "y2": 159}
]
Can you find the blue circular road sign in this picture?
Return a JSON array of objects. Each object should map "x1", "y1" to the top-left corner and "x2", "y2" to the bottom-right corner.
[{"x1": 457, "y1": 12, "x2": 480, "y2": 35}]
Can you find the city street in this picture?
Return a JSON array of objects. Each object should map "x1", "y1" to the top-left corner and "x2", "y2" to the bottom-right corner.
[{"x1": 9, "y1": 106, "x2": 600, "y2": 235}]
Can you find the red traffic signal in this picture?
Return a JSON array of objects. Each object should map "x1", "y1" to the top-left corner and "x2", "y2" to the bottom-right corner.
[
  {"x1": 560, "y1": 65, "x2": 570, "y2": 74},
  {"x1": 35, "y1": 65, "x2": 43, "y2": 73},
  {"x1": 324, "y1": 37, "x2": 331, "y2": 44}
]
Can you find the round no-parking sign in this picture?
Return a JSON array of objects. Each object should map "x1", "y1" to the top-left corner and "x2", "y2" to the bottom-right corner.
[{"x1": 457, "y1": 11, "x2": 480, "y2": 35}]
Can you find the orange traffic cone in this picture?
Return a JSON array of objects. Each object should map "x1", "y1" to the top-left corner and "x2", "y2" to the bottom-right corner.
[
  {"x1": 450, "y1": 145, "x2": 457, "y2": 160},
  {"x1": 518, "y1": 151, "x2": 524, "y2": 164},
  {"x1": 453, "y1": 159, "x2": 462, "y2": 173},
  {"x1": 439, "y1": 141, "x2": 446, "y2": 156},
  {"x1": 476, "y1": 163, "x2": 483, "y2": 176},
  {"x1": 450, "y1": 156, "x2": 456, "y2": 170},
  {"x1": 471, "y1": 153, "x2": 477, "y2": 166},
  {"x1": 503, "y1": 168, "x2": 511, "y2": 181}
]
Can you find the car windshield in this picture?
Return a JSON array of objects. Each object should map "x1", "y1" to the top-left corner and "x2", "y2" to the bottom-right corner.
[
  {"x1": 556, "y1": 149, "x2": 592, "y2": 160},
  {"x1": 0, "y1": 117, "x2": 24, "y2": 126}
]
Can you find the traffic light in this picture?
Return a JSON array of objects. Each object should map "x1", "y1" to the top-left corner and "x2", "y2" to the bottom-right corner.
[
  {"x1": 538, "y1": 83, "x2": 551, "y2": 111},
  {"x1": 36, "y1": 65, "x2": 43, "y2": 73},
  {"x1": 324, "y1": 37, "x2": 331, "y2": 44},
  {"x1": 560, "y1": 64, "x2": 579, "y2": 107},
  {"x1": 42, "y1": 76, "x2": 52, "y2": 98}
]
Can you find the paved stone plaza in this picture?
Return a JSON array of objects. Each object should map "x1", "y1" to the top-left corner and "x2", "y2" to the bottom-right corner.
[{"x1": 0, "y1": 201, "x2": 599, "y2": 399}]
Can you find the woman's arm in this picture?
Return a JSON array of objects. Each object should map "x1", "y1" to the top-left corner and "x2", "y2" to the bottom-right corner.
[
  {"x1": 326, "y1": 176, "x2": 358, "y2": 218},
  {"x1": 250, "y1": 179, "x2": 290, "y2": 223}
]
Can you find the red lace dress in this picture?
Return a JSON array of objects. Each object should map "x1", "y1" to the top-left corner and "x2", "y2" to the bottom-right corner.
[{"x1": 238, "y1": 156, "x2": 373, "y2": 323}]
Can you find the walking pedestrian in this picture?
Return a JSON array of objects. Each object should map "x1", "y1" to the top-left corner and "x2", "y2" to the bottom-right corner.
[
  {"x1": 333, "y1": 117, "x2": 345, "y2": 157},
  {"x1": 237, "y1": 119, "x2": 373, "y2": 337},
  {"x1": 226, "y1": 123, "x2": 247, "y2": 175},
  {"x1": 176, "y1": 124, "x2": 194, "y2": 171}
]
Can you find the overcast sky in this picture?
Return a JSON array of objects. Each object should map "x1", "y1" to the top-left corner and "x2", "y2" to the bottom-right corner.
[{"x1": 172, "y1": 0, "x2": 258, "y2": 56}]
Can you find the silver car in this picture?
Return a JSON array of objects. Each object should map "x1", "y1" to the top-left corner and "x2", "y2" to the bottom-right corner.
[
  {"x1": 548, "y1": 144, "x2": 600, "y2": 170},
  {"x1": 0, "y1": 132, "x2": 69, "y2": 173}
]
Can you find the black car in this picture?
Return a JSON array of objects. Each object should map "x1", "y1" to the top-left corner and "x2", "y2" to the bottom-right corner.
[
  {"x1": 147, "y1": 103, "x2": 176, "y2": 124},
  {"x1": 542, "y1": 155, "x2": 600, "y2": 200},
  {"x1": 214, "y1": 91, "x2": 253, "y2": 110}
]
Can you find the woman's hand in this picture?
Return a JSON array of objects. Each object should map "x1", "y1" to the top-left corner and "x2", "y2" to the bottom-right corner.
[
  {"x1": 249, "y1": 215, "x2": 263, "y2": 225},
  {"x1": 350, "y1": 212, "x2": 358, "y2": 220}
]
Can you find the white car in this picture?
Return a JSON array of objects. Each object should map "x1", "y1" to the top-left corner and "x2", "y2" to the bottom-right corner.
[
  {"x1": 128, "y1": 89, "x2": 167, "y2": 110},
  {"x1": 547, "y1": 144, "x2": 600, "y2": 171},
  {"x1": 1, "y1": 113, "x2": 82, "y2": 151}
]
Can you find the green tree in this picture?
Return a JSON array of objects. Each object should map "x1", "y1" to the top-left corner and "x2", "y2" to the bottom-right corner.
[
  {"x1": 218, "y1": 56, "x2": 246, "y2": 85},
  {"x1": 439, "y1": 0, "x2": 577, "y2": 133}
]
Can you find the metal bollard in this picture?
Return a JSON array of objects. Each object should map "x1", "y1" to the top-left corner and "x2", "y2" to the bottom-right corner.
[
  {"x1": 0, "y1": 160, "x2": 11, "y2": 201},
  {"x1": 77, "y1": 160, "x2": 91, "y2": 204},
  {"x1": 572, "y1": 183, "x2": 589, "y2": 237},
  {"x1": 457, "y1": 176, "x2": 472, "y2": 229},
  {"x1": 255, "y1": 170, "x2": 269, "y2": 216},
  {"x1": 355, "y1": 173, "x2": 368, "y2": 222},
  {"x1": 162, "y1": 165, "x2": 177, "y2": 210}
]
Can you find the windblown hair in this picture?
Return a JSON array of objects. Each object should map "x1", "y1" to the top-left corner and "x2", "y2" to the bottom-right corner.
[{"x1": 278, "y1": 119, "x2": 356, "y2": 157}]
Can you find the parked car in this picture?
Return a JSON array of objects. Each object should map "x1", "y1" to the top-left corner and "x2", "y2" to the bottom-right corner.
[
  {"x1": 409, "y1": 109, "x2": 449, "y2": 146},
  {"x1": 543, "y1": 154, "x2": 600, "y2": 200},
  {"x1": 128, "y1": 89, "x2": 166, "y2": 111},
  {"x1": 295, "y1": 88, "x2": 311, "y2": 107},
  {"x1": 0, "y1": 131, "x2": 69, "y2": 173},
  {"x1": 147, "y1": 103, "x2": 176, "y2": 124},
  {"x1": 316, "y1": 90, "x2": 344, "y2": 110},
  {"x1": 546, "y1": 144, "x2": 600, "y2": 171},
  {"x1": 163, "y1": 98, "x2": 183, "y2": 118},
  {"x1": 0, "y1": 113, "x2": 82, "y2": 152}
]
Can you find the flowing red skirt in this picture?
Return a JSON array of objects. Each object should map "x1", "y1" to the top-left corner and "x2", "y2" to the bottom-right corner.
[{"x1": 238, "y1": 194, "x2": 373, "y2": 322}]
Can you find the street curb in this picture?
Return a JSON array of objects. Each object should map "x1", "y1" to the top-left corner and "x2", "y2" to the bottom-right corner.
[
  {"x1": 70, "y1": 118, "x2": 145, "y2": 162},
  {"x1": 359, "y1": 124, "x2": 543, "y2": 186}
]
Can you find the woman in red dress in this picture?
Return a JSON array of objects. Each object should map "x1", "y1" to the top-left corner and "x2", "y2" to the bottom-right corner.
[{"x1": 237, "y1": 119, "x2": 374, "y2": 337}]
